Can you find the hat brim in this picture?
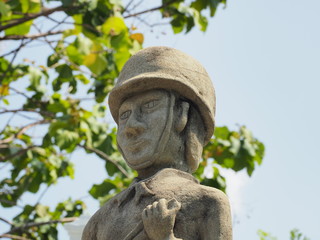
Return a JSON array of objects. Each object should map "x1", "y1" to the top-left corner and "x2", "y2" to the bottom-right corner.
[{"x1": 108, "y1": 73, "x2": 215, "y2": 144}]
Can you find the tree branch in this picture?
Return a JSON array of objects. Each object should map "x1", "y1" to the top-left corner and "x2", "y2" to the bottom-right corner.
[
  {"x1": 0, "y1": 119, "x2": 50, "y2": 145},
  {"x1": 0, "y1": 108, "x2": 53, "y2": 118},
  {"x1": 0, "y1": 39, "x2": 29, "y2": 81},
  {"x1": 123, "y1": 0, "x2": 179, "y2": 18},
  {"x1": 79, "y1": 144, "x2": 130, "y2": 178},
  {"x1": 124, "y1": 0, "x2": 135, "y2": 12},
  {"x1": 0, "y1": 6, "x2": 68, "y2": 32},
  {"x1": 0, "y1": 217, "x2": 13, "y2": 226},
  {"x1": 0, "y1": 199, "x2": 22, "y2": 208},
  {"x1": 0, "y1": 234, "x2": 31, "y2": 240},
  {"x1": 45, "y1": 15, "x2": 101, "y2": 34},
  {"x1": 0, "y1": 146, "x2": 37, "y2": 162},
  {"x1": 0, "y1": 40, "x2": 31, "y2": 58},
  {"x1": 5, "y1": 217, "x2": 77, "y2": 235},
  {"x1": 0, "y1": 30, "x2": 65, "y2": 41}
]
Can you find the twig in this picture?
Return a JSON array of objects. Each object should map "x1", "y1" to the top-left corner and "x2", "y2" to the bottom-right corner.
[
  {"x1": 5, "y1": 217, "x2": 77, "y2": 235},
  {"x1": 9, "y1": 87, "x2": 30, "y2": 99},
  {"x1": 15, "y1": 112, "x2": 42, "y2": 121},
  {"x1": 0, "y1": 108, "x2": 53, "y2": 118},
  {"x1": 0, "y1": 6, "x2": 68, "y2": 32},
  {"x1": 0, "y1": 108, "x2": 36, "y2": 114},
  {"x1": 0, "y1": 39, "x2": 29, "y2": 81},
  {"x1": 124, "y1": 0, "x2": 135, "y2": 12},
  {"x1": 0, "y1": 119, "x2": 50, "y2": 145},
  {"x1": 34, "y1": 186, "x2": 50, "y2": 206},
  {"x1": 0, "y1": 30, "x2": 65, "y2": 41},
  {"x1": 0, "y1": 146, "x2": 36, "y2": 162},
  {"x1": 0, "y1": 40, "x2": 31, "y2": 58},
  {"x1": 0, "y1": 110, "x2": 16, "y2": 133},
  {"x1": 0, "y1": 199, "x2": 22, "y2": 208},
  {"x1": 0, "y1": 217, "x2": 14, "y2": 226},
  {"x1": 134, "y1": 15, "x2": 170, "y2": 28},
  {"x1": 45, "y1": 16, "x2": 101, "y2": 34},
  {"x1": 127, "y1": 0, "x2": 144, "y2": 13},
  {"x1": 0, "y1": 234, "x2": 31, "y2": 240},
  {"x1": 79, "y1": 144, "x2": 130, "y2": 178},
  {"x1": 48, "y1": 15, "x2": 69, "y2": 33},
  {"x1": 41, "y1": 33, "x2": 97, "y2": 78},
  {"x1": 123, "y1": 0, "x2": 179, "y2": 18}
]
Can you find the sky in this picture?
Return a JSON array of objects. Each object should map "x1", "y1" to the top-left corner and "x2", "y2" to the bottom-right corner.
[
  {"x1": 158, "y1": 0, "x2": 320, "y2": 239},
  {"x1": 1, "y1": 0, "x2": 320, "y2": 239}
]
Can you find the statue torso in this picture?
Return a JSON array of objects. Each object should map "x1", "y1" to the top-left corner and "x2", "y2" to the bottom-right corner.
[{"x1": 83, "y1": 168, "x2": 226, "y2": 240}]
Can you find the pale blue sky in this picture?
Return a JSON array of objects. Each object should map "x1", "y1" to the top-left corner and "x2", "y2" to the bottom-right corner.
[
  {"x1": 1, "y1": 0, "x2": 320, "y2": 239},
  {"x1": 154, "y1": 0, "x2": 320, "y2": 239}
]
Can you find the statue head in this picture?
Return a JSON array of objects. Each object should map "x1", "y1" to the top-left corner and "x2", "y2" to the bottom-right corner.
[{"x1": 108, "y1": 46, "x2": 216, "y2": 176}]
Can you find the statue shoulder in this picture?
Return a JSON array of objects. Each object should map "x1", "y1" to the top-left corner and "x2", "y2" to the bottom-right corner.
[
  {"x1": 81, "y1": 189, "x2": 129, "y2": 240},
  {"x1": 199, "y1": 184, "x2": 230, "y2": 205},
  {"x1": 81, "y1": 211, "x2": 98, "y2": 240},
  {"x1": 196, "y1": 185, "x2": 233, "y2": 240}
]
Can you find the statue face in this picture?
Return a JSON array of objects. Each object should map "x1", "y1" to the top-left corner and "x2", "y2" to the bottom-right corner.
[{"x1": 117, "y1": 90, "x2": 170, "y2": 170}]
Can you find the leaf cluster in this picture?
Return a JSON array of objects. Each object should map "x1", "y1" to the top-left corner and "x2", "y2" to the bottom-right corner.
[
  {"x1": 0, "y1": 0, "x2": 265, "y2": 239},
  {"x1": 258, "y1": 229, "x2": 311, "y2": 240}
]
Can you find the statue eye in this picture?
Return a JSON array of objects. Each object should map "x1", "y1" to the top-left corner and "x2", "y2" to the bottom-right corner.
[
  {"x1": 120, "y1": 110, "x2": 131, "y2": 120},
  {"x1": 143, "y1": 100, "x2": 158, "y2": 109}
]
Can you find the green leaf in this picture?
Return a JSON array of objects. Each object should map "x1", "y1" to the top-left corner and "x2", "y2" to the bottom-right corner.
[
  {"x1": 27, "y1": 66, "x2": 46, "y2": 92},
  {"x1": 47, "y1": 53, "x2": 59, "y2": 67},
  {"x1": 62, "y1": 0, "x2": 73, "y2": 7},
  {"x1": 2, "y1": 98, "x2": 9, "y2": 105},
  {"x1": 55, "y1": 129, "x2": 80, "y2": 151},
  {"x1": 75, "y1": 74, "x2": 90, "y2": 84},
  {"x1": 20, "y1": 0, "x2": 41, "y2": 13},
  {"x1": 89, "y1": 179, "x2": 116, "y2": 199},
  {"x1": 5, "y1": 14, "x2": 33, "y2": 35},
  {"x1": 66, "y1": 36, "x2": 92, "y2": 65},
  {"x1": 171, "y1": 15, "x2": 186, "y2": 34},
  {"x1": 84, "y1": 52, "x2": 108, "y2": 75},
  {"x1": 102, "y1": 16, "x2": 127, "y2": 36},
  {"x1": 29, "y1": 66, "x2": 41, "y2": 84},
  {"x1": 49, "y1": 121, "x2": 69, "y2": 136},
  {"x1": 36, "y1": 204, "x2": 49, "y2": 218},
  {"x1": 214, "y1": 126, "x2": 230, "y2": 140},
  {"x1": 114, "y1": 47, "x2": 130, "y2": 70},
  {"x1": 191, "y1": 0, "x2": 207, "y2": 11},
  {"x1": 56, "y1": 64, "x2": 73, "y2": 79},
  {"x1": 0, "y1": 2, "x2": 11, "y2": 16},
  {"x1": 0, "y1": 84, "x2": 9, "y2": 96},
  {"x1": 52, "y1": 64, "x2": 74, "y2": 91}
]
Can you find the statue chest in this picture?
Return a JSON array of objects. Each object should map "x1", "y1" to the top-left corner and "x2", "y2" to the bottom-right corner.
[{"x1": 94, "y1": 180, "x2": 204, "y2": 240}]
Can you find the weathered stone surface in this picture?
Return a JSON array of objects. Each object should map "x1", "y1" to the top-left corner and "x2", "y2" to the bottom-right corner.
[{"x1": 82, "y1": 46, "x2": 232, "y2": 240}]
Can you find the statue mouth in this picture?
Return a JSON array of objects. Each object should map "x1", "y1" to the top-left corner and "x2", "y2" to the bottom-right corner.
[{"x1": 127, "y1": 140, "x2": 147, "y2": 151}]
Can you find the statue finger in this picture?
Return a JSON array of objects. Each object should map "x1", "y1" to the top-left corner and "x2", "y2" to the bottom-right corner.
[
  {"x1": 142, "y1": 208, "x2": 148, "y2": 218},
  {"x1": 167, "y1": 198, "x2": 181, "y2": 212},
  {"x1": 146, "y1": 204, "x2": 153, "y2": 215},
  {"x1": 158, "y1": 198, "x2": 166, "y2": 211},
  {"x1": 152, "y1": 201, "x2": 159, "y2": 213}
]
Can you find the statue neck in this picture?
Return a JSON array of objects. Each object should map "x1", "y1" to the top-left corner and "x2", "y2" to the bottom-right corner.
[{"x1": 136, "y1": 157, "x2": 189, "y2": 180}]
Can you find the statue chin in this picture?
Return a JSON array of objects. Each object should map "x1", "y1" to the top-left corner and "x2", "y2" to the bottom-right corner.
[{"x1": 125, "y1": 155, "x2": 156, "y2": 171}]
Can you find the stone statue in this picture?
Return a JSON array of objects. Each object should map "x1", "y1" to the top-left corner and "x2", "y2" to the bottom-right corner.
[{"x1": 82, "y1": 46, "x2": 232, "y2": 240}]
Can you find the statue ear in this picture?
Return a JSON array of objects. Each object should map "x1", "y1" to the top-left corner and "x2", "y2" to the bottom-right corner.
[{"x1": 175, "y1": 101, "x2": 190, "y2": 133}]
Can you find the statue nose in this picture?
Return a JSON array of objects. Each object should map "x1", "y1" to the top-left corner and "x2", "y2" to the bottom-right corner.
[{"x1": 124, "y1": 113, "x2": 146, "y2": 138}]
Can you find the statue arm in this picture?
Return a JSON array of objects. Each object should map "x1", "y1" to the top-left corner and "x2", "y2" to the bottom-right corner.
[
  {"x1": 142, "y1": 198, "x2": 182, "y2": 240},
  {"x1": 81, "y1": 215, "x2": 97, "y2": 240},
  {"x1": 200, "y1": 190, "x2": 233, "y2": 240}
]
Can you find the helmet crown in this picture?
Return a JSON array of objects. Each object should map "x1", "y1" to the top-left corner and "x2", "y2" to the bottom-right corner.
[{"x1": 108, "y1": 46, "x2": 216, "y2": 143}]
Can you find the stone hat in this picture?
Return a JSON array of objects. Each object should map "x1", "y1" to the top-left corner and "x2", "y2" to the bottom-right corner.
[{"x1": 108, "y1": 46, "x2": 216, "y2": 143}]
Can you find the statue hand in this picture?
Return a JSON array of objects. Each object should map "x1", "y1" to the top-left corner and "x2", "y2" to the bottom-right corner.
[{"x1": 142, "y1": 198, "x2": 182, "y2": 240}]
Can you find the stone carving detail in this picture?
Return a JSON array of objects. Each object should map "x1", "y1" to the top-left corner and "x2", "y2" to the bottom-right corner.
[{"x1": 82, "y1": 46, "x2": 232, "y2": 240}]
